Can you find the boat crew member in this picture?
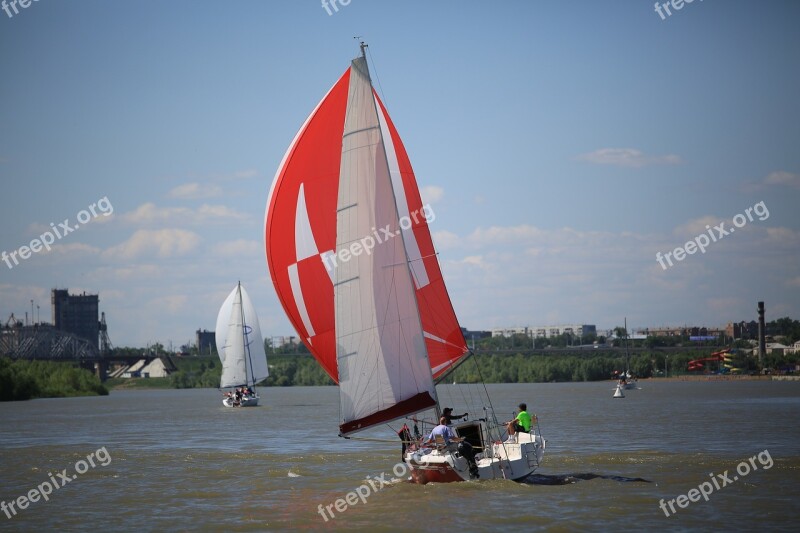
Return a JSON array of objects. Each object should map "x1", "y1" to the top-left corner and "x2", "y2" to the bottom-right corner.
[
  {"x1": 505, "y1": 403, "x2": 532, "y2": 442},
  {"x1": 426, "y1": 416, "x2": 463, "y2": 448},
  {"x1": 442, "y1": 407, "x2": 468, "y2": 425}
]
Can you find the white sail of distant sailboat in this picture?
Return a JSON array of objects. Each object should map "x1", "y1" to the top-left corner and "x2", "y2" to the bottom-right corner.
[{"x1": 216, "y1": 282, "x2": 268, "y2": 407}]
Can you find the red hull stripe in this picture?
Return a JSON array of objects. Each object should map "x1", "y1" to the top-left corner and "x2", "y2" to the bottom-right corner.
[
  {"x1": 409, "y1": 466, "x2": 463, "y2": 484},
  {"x1": 339, "y1": 392, "x2": 436, "y2": 435}
]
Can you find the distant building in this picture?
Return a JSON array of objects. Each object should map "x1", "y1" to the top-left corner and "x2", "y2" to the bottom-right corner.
[
  {"x1": 492, "y1": 324, "x2": 596, "y2": 339},
  {"x1": 765, "y1": 343, "x2": 789, "y2": 355},
  {"x1": 51, "y1": 288, "x2": 99, "y2": 349},
  {"x1": 141, "y1": 356, "x2": 177, "y2": 378},
  {"x1": 119, "y1": 359, "x2": 147, "y2": 378},
  {"x1": 726, "y1": 321, "x2": 759, "y2": 340},
  {"x1": 643, "y1": 326, "x2": 724, "y2": 338},
  {"x1": 270, "y1": 336, "x2": 297, "y2": 348},
  {"x1": 492, "y1": 327, "x2": 530, "y2": 338},
  {"x1": 532, "y1": 324, "x2": 596, "y2": 338},
  {"x1": 196, "y1": 329, "x2": 215, "y2": 354},
  {"x1": 111, "y1": 356, "x2": 176, "y2": 379},
  {"x1": 461, "y1": 327, "x2": 492, "y2": 340}
]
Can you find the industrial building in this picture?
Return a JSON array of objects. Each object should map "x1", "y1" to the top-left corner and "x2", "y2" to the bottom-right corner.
[{"x1": 52, "y1": 288, "x2": 99, "y2": 349}]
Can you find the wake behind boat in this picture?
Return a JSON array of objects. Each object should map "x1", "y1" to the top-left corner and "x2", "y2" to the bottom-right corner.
[
  {"x1": 216, "y1": 282, "x2": 269, "y2": 407},
  {"x1": 265, "y1": 42, "x2": 546, "y2": 483}
]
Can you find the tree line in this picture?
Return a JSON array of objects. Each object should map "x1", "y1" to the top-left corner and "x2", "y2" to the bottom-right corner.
[
  {"x1": 0, "y1": 357, "x2": 108, "y2": 401},
  {"x1": 163, "y1": 345, "x2": 795, "y2": 390}
]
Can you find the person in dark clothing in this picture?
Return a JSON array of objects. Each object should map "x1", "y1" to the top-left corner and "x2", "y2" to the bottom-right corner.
[{"x1": 442, "y1": 407, "x2": 468, "y2": 425}]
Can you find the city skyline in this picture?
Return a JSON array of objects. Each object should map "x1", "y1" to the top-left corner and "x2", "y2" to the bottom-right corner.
[{"x1": 2, "y1": 287, "x2": 783, "y2": 349}]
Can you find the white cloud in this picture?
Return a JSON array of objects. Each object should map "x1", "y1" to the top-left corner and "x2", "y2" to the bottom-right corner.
[
  {"x1": 672, "y1": 216, "x2": 720, "y2": 238},
  {"x1": 168, "y1": 182, "x2": 223, "y2": 199},
  {"x1": 460, "y1": 255, "x2": 490, "y2": 269},
  {"x1": 219, "y1": 169, "x2": 258, "y2": 180},
  {"x1": 120, "y1": 202, "x2": 249, "y2": 226},
  {"x1": 432, "y1": 216, "x2": 799, "y2": 332},
  {"x1": 0, "y1": 284, "x2": 51, "y2": 319},
  {"x1": 466, "y1": 224, "x2": 547, "y2": 246},
  {"x1": 431, "y1": 230, "x2": 460, "y2": 251},
  {"x1": 44, "y1": 242, "x2": 102, "y2": 256},
  {"x1": 103, "y1": 229, "x2": 201, "y2": 260},
  {"x1": 233, "y1": 169, "x2": 258, "y2": 179},
  {"x1": 151, "y1": 294, "x2": 188, "y2": 313},
  {"x1": 90, "y1": 264, "x2": 164, "y2": 281},
  {"x1": 765, "y1": 227, "x2": 800, "y2": 247},
  {"x1": 763, "y1": 170, "x2": 800, "y2": 189},
  {"x1": 578, "y1": 148, "x2": 682, "y2": 168},
  {"x1": 420, "y1": 185, "x2": 444, "y2": 205},
  {"x1": 217, "y1": 239, "x2": 261, "y2": 257}
]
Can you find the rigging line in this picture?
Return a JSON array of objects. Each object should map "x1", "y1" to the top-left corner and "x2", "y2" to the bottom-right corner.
[
  {"x1": 471, "y1": 352, "x2": 500, "y2": 429},
  {"x1": 366, "y1": 46, "x2": 388, "y2": 112}
]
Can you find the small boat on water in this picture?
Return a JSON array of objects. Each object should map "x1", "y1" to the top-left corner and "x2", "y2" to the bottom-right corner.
[
  {"x1": 215, "y1": 282, "x2": 269, "y2": 407},
  {"x1": 265, "y1": 42, "x2": 546, "y2": 483},
  {"x1": 613, "y1": 383, "x2": 625, "y2": 398}
]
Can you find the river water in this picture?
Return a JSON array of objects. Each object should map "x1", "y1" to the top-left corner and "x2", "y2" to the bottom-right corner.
[{"x1": 1, "y1": 380, "x2": 798, "y2": 531}]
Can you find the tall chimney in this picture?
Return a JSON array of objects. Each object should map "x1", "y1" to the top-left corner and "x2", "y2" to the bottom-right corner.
[{"x1": 757, "y1": 301, "x2": 766, "y2": 364}]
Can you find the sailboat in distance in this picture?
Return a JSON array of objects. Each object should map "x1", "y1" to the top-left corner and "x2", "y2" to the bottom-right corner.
[
  {"x1": 216, "y1": 282, "x2": 269, "y2": 407},
  {"x1": 265, "y1": 43, "x2": 545, "y2": 482}
]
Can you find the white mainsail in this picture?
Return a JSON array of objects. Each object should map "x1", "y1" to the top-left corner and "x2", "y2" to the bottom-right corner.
[
  {"x1": 216, "y1": 283, "x2": 269, "y2": 388},
  {"x1": 334, "y1": 54, "x2": 437, "y2": 435}
]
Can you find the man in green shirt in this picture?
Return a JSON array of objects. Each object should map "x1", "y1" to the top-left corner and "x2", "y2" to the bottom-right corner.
[{"x1": 505, "y1": 403, "x2": 531, "y2": 442}]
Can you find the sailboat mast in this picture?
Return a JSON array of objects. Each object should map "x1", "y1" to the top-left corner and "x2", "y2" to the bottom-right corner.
[
  {"x1": 239, "y1": 281, "x2": 256, "y2": 389},
  {"x1": 624, "y1": 317, "x2": 630, "y2": 372},
  {"x1": 359, "y1": 45, "x2": 441, "y2": 413}
]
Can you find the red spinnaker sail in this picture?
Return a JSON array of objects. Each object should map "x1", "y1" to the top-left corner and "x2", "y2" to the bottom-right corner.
[{"x1": 265, "y1": 66, "x2": 468, "y2": 384}]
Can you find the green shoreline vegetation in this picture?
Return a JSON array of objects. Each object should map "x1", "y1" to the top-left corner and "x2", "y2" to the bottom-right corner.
[
  {"x1": 111, "y1": 343, "x2": 797, "y2": 391},
  {"x1": 5, "y1": 318, "x2": 798, "y2": 397},
  {"x1": 0, "y1": 357, "x2": 108, "y2": 401}
]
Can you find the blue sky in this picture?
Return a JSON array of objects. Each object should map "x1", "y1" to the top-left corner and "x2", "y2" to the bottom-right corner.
[{"x1": 1, "y1": 0, "x2": 798, "y2": 347}]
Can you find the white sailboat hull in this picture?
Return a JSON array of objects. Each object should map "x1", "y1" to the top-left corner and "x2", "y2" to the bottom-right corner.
[
  {"x1": 404, "y1": 422, "x2": 545, "y2": 484},
  {"x1": 222, "y1": 394, "x2": 260, "y2": 407}
]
